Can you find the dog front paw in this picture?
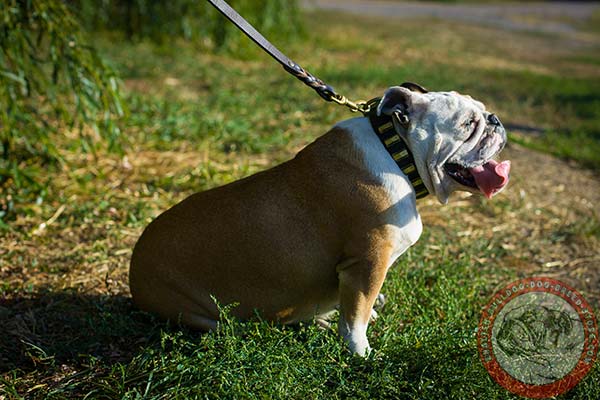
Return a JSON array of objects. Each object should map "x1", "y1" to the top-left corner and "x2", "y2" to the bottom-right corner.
[
  {"x1": 349, "y1": 337, "x2": 372, "y2": 357},
  {"x1": 340, "y1": 318, "x2": 372, "y2": 357}
]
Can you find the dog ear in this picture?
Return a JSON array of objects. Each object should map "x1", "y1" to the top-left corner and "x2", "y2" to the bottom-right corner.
[
  {"x1": 401, "y1": 82, "x2": 428, "y2": 94},
  {"x1": 377, "y1": 86, "x2": 414, "y2": 117}
]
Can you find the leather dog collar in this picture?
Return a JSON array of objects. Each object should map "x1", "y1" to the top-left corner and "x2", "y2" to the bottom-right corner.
[{"x1": 367, "y1": 99, "x2": 429, "y2": 199}]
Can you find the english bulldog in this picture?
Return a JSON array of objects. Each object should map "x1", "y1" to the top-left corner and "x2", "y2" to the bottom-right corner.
[{"x1": 130, "y1": 83, "x2": 510, "y2": 356}]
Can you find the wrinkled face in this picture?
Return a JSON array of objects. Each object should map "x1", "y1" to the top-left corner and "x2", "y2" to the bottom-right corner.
[{"x1": 377, "y1": 84, "x2": 510, "y2": 204}]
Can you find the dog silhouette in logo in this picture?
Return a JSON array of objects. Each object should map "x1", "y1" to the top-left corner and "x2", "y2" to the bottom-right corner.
[{"x1": 496, "y1": 304, "x2": 580, "y2": 379}]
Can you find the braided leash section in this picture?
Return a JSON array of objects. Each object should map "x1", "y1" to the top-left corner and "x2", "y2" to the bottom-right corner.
[
  {"x1": 284, "y1": 62, "x2": 369, "y2": 114},
  {"x1": 284, "y1": 62, "x2": 336, "y2": 101}
]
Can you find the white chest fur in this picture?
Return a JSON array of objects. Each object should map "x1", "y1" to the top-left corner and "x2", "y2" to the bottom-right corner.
[{"x1": 335, "y1": 117, "x2": 423, "y2": 267}]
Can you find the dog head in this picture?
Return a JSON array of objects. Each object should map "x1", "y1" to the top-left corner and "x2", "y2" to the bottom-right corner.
[{"x1": 377, "y1": 83, "x2": 510, "y2": 204}]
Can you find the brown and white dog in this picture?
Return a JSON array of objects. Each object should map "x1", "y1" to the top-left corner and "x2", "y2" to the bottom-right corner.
[{"x1": 129, "y1": 84, "x2": 510, "y2": 356}]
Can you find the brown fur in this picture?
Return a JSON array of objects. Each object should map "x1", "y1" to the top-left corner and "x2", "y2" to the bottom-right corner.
[{"x1": 130, "y1": 126, "x2": 400, "y2": 330}]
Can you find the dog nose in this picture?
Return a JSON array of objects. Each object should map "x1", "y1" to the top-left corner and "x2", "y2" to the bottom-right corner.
[{"x1": 488, "y1": 114, "x2": 501, "y2": 126}]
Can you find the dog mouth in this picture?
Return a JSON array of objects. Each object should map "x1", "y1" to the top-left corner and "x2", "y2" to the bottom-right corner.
[
  {"x1": 445, "y1": 163, "x2": 478, "y2": 188},
  {"x1": 444, "y1": 159, "x2": 511, "y2": 198}
]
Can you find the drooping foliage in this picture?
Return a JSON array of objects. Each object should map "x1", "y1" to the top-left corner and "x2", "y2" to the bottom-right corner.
[
  {"x1": 0, "y1": 0, "x2": 303, "y2": 224},
  {"x1": 69, "y1": 0, "x2": 304, "y2": 49},
  {"x1": 0, "y1": 0, "x2": 124, "y2": 213}
]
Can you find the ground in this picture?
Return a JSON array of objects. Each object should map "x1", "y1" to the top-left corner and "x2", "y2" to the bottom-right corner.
[
  {"x1": 1, "y1": 2, "x2": 599, "y2": 399},
  {"x1": 306, "y1": 0, "x2": 599, "y2": 36}
]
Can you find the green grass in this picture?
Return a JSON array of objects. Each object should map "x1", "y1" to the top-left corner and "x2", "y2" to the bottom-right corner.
[
  {"x1": 3, "y1": 233, "x2": 598, "y2": 398},
  {"x1": 0, "y1": 236, "x2": 524, "y2": 398},
  {"x1": 2, "y1": 8, "x2": 600, "y2": 400}
]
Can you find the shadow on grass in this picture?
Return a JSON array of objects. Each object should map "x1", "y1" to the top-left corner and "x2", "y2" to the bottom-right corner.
[{"x1": 0, "y1": 290, "x2": 168, "y2": 373}]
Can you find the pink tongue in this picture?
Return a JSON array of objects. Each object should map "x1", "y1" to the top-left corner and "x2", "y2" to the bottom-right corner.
[{"x1": 468, "y1": 160, "x2": 511, "y2": 199}]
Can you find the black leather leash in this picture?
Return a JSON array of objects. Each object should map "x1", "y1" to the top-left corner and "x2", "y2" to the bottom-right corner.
[
  {"x1": 206, "y1": 0, "x2": 429, "y2": 199},
  {"x1": 206, "y1": 0, "x2": 369, "y2": 114}
]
